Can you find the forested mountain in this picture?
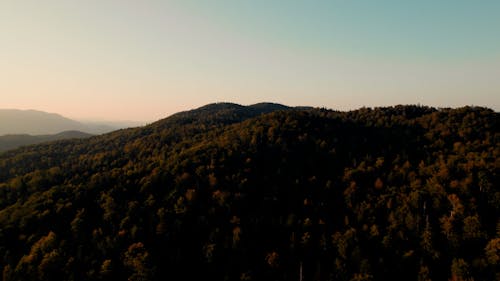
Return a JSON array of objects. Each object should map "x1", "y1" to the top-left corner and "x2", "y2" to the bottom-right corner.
[
  {"x1": 0, "y1": 131, "x2": 93, "y2": 152},
  {"x1": 0, "y1": 103, "x2": 498, "y2": 281}
]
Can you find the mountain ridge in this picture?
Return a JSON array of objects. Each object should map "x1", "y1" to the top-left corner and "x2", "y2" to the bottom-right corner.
[
  {"x1": 0, "y1": 130, "x2": 93, "y2": 152},
  {"x1": 0, "y1": 109, "x2": 130, "y2": 135}
]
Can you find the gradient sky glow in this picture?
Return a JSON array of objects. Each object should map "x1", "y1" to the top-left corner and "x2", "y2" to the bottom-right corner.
[{"x1": 1, "y1": 0, "x2": 499, "y2": 121}]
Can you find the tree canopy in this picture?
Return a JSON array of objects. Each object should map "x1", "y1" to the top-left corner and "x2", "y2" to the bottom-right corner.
[{"x1": 0, "y1": 104, "x2": 498, "y2": 281}]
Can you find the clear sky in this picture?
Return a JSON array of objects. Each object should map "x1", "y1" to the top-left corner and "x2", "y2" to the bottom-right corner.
[{"x1": 1, "y1": 0, "x2": 499, "y2": 121}]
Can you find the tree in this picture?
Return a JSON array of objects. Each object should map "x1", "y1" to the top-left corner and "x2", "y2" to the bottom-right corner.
[
  {"x1": 123, "y1": 242, "x2": 155, "y2": 281},
  {"x1": 462, "y1": 215, "x2": 483, "y2": 240},
  {"x1": 450, "y1": 258, "x2": 472, "y2": 281}
]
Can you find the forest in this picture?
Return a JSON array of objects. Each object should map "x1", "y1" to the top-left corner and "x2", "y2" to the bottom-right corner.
[{"x1": 0, "y1": 103, "x2": 498, "y2": 281}]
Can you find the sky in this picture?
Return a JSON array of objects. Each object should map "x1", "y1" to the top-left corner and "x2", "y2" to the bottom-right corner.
[{"x1": 1, "y1": 0, "x2": 499, "y2": 121}]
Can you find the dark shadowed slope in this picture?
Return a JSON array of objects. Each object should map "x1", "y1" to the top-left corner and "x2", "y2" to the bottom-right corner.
[{"x1": 0, "y1": 131, "x2": 93, "y2": 152}]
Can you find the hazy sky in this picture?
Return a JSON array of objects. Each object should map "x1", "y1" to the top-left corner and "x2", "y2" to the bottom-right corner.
[{"x1": 1, "y1": 0, "x2": 499, "y2": 121}]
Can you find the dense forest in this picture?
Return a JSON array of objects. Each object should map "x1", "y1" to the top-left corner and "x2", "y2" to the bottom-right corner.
[{"x1": 0, "y1": 103, "x2": 498, "y2": 281}]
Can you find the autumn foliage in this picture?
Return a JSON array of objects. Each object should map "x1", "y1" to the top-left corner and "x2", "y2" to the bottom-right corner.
[{"x1": 0, "y1": 103, "x2": 498, "y2": 280}]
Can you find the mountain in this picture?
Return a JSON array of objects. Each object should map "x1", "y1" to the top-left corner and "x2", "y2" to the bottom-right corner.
[
  {"x1": 0, "y1": 104, "x2": 498, "y2": 281},
  {"x1": 155, "y1": 102, "x2": 299, "y2": 127},
  {"x1": 0, "y1": 109, "x2": 88, "y2": 135},
  {"x1": 0, "y1": 131, "x2": 93, "y2": 152},
  {"x1": 0, "y1": 109, "x2": 127, "y2": 135}
]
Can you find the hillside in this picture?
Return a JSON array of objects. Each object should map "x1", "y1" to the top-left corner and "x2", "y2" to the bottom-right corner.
[
  {"x1": 0, "y1": 131, "x2": 93, "y2": 152},
  {"x1": 0, "y1": 104, "x2": 498, "y2": 281}
]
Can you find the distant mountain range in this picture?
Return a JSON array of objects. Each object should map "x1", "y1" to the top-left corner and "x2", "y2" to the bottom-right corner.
[
  {"x1": 0, "y1": 109, "x2": 146, "y2": 152},
  {"x1": 0, "y1": 109, "x2": 141, "y2": 136}
]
